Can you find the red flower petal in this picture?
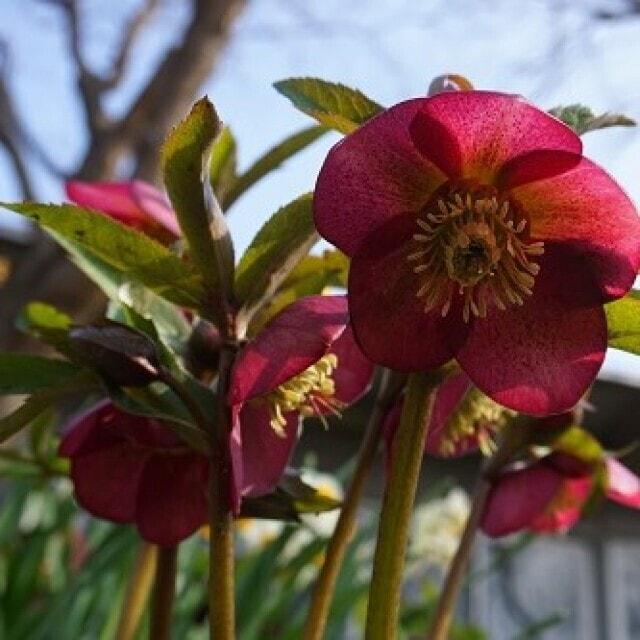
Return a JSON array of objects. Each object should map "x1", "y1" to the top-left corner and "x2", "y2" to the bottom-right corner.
[
  {"x1": 65, "y1": 180, "x2": 179, "y2": 240},
  {"x1": 455, "y1": 247, "x2": 607, "y2": 415},
  {"x1": 424, "y1": 372, "x2": 474, "y2": 456},
  {"x1": 605, "y1": 458, "x2": 640, "y2": 509},
  {"x1": 382, "y1": 373, "x2": 474, "y2": 464},
  {"x1": 136, "y1": 453, "x2": 209, "y2": 546},
  {"x1": 314, "y1": 99, "x2": 446, "y2": 256},
  {"x1": 348, "y1": 218, "x2": 465, "y2": 372},
  {"x1": 328, "y1": 326, "x2": 374, "y2": 406},
  {"x1": 231, "y1": 403, "x2": 299, "y2": 499},
  {"x1": 68, "y1": 442, "x2": 148, "y2": 524},
  {"x1": 130, "y1": 181, "x2": 181, "y2": 237},
  {"x1": 229, "y1": 295, "x2": 349, "y2": 404},
  {"x1": 497, "y1": 149, "x2": 583, "y2": 190},
  {"x1": 58, "y1": 400, "x2": 111, "y2": 457},
  {"x1": 531, "y1": 474, "x2": 592, "y2": 534},
  {"x1": 510, "y1": 157, "x2": 640, "y2": 301},
  {"x1": 409, "y1": 91, "x2": 582, "y2": 183},
  {"x1": 481, "y1": 463, "x2": 563, "y2": 537}
]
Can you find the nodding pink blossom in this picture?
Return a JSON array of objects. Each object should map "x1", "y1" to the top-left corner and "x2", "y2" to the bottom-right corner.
[
  {"x1": 383, "y1": 372, "x2": 512, "y2": 462},
  {"x1": 481, "y1": 453, "x2": 640, "y2": 537},
  {"x1": 228, "y1": 295, "x2": 374, "y2": 511},
  {"x1": 314, "y1": 91, "x2": 640, "y2": 415},
  {"x1": 66, "y1": 180, "x2": 180, "y2": 243},
  {"x1": 59, "y1": 400, "x2": 209, "y2": 547}
]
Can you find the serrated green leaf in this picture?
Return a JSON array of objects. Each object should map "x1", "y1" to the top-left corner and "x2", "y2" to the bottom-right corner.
[
  {"x1": 549, "y1": 103, "x2": 635, "y2": 135},
  {"x1": 2, "y1": 203, "x2": 205, "y2": 309},
  {"x1": 0, "y1": 354, "x2": 82, "y2": 395},
  {"x1": 210, "y1": 126, "x2": 238, "y2": 203},
  {"x1": 605, "y1": 290, "x2": 640, "y2": 355},
  {"x1": 53, "y1": 233, "x2": 191, "y2": 357},
  {"x1": 235, "y1": 194, "x2": 317, "y2": 320},
  {"x1": 0, "y1": 371, "x2": 99, "y2": 444},
  {"x1": 161, "y1": 97, "x2": 234, "y2": 318},
  {"x1": 240, "y1": 472, "x2": 341, "y2": 521},
  {"x1": 223, "y1": 125, "x2": 329, "y2": 209},
  {"x1": 274, "y1": 77, "x2": 383, "y2": 134}
]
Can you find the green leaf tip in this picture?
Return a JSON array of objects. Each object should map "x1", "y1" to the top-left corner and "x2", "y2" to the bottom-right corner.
[
  {"x1": 605, "y1": 290, "x2": 640, "y2": 355},
  {"x1": 274, "y1": 77, "x2": 383, "y2": 134},
  {"x1": 235, "y1": 193, "x2": 318, "y2": 324},
  {"x1": 3, "y1": 202, "x2": 206, "y2": 309},
  {"x1": 549, "y1": 103, "x2": 635, "y2": 135},
  {"x1": 161, "y1": 97, "x2": 234, "y2": 322}
]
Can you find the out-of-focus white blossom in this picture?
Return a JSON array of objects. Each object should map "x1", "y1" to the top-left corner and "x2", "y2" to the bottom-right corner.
[
  {"x1": 235, "y1": 518, "x2": 285, "y2": 555},
  {"x1": 409, "y1": 488, "x2": 471, "y2": 570}
]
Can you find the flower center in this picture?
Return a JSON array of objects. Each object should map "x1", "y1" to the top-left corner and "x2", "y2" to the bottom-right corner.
[
  {"x1": 439, "y1": 387, "x2": 515, "y2": 457},
  {"x1": 408, "y1": 189, "x2": 544, "y2": 322},
  {"x1": 262, "y1": 354, "x2": 343, "y2": 437}
]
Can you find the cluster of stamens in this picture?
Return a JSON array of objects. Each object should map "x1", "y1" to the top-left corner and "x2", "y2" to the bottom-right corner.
[
  {"x1": 439, "y1": 388, "x2": 516, "y2": 457},
  {"x1": 408, "y1": 190, "x2": 544, "y2": 322},
  {"x1": 262, "y1": 354, "x2": 343, "y2": 437}
]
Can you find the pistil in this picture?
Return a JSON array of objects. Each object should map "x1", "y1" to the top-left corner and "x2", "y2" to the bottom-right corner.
[{"x1": 408, "y1": 190, "x2": 544, "y2": 322}]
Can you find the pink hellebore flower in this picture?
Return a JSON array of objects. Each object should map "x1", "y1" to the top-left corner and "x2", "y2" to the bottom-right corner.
[
  {"x1": 314, "y1": 91, "x2": 640, "y2": 415},
  {"x1": 383, "y1": 372, "x2": 512, "y2": 459},
  {"x1": 228, "y1": 295, "x2": 374, "y2": 511},
  {"x1": 66, "y1": 180, "x2": 180, "y2": 242},
  {"x1": 59, "y1": 400, "x2": 209, "y2": 547},
  {"x1": 481, "y1": 453, "x2": 640, "y2": 538}
]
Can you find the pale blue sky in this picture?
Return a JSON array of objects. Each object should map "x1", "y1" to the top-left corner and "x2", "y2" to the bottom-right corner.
[{"x1": 1, "y1": 0, "x2": 639, "y2": 382}]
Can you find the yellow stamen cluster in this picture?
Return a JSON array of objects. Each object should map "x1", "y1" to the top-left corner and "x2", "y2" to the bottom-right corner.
[
  {"x1": 439, "y1": 387, "x2": 516, "y2": 457},
  {"x1": 263, "y1": 354, "x2": 343, "y2": 437},
  {"x1": 408, "y1": 191, "x2": 544, "y2": 322}
]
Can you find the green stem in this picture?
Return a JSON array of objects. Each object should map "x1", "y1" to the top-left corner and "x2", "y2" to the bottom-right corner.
[
  {"x1": 426, "y1": 480, "x2": 490, "y2": 640},
  {"x1": 365, "y1": 370, "x2": 445, "y2": 639},
  {"x1": 116, "y1": 544, "x2": 158, "y2": 640},
  {"x1": 426, "y1": 418, "x2": 530, "y2": 639},
  {"x1": 302, "y1": 369, "x2": 404, "y2": 640},
  {"x1": 149, "y1": 546, "x2": 177, "y2": 640},
  {"x1": 208, "y1": 346, "x2": 236, "y2": 640}
]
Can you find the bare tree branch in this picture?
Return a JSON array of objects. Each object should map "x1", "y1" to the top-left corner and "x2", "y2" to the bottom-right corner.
[
  {"x1": 103, "y1": 0, "x2": 162, "y2": 90},
  {"x1": 40, "y1": 0, "x2": 107, "y2": 135},
  {"x1": 0, "y1": 43, "x2": 35, "y2": 199},
  {"x1": 0, "y1": 0, "x2": 247, "y2": 346},
  {"x1": 118, "y1": 0, "x2": 247, "y2": 180}
]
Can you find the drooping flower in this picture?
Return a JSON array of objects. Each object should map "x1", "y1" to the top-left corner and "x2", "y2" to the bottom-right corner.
[
  {"x1": 66, "y1": 180, "x2": 180, "y2": 242},
  {"x1": 314, "y1": 91, "x2": 640, "y2": 415},
  {"x1": 228, "y1": 295, "x2": 374, "y2": 511},
  {"x1": 383, "y1": 371, "x2": 513, "y2": 459},
  {"x1": 481, "y1": 452, "x2": 640, "y2": 537},
  {"x1": 59, "y1": 400, "x2": 209, "y2": 546}
]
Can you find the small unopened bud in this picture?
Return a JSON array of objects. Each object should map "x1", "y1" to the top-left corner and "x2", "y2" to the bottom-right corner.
[
  {"x1": 68, "y1": 323, "x2": 161, "y2": 386},
  {"x1": 428, "y1": 74, "x2": 474, "y2": 97},
  {"x1": 186, "y1": 320, "x2": 222, "y2": 376}
]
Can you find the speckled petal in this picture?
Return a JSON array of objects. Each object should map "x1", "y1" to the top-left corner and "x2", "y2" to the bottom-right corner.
[
  {"x1": 510, "y1": 157, "x2": 640, "y2": 301},
  {"x1": 314, "y1": 99, "x2": 447, "y2": 256},
  {"x1": 455, "y1": 247, "x2": 607, "y2": 415},
  {"x1": 409, "y1": 91, "x2": 581, "y2": 183},
  {"x1": 229, "y1": 295, "x2": 350, "y2": 404},
  {"x1": 136, "y1": 453, "x2": 209, "y2": 546}
]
